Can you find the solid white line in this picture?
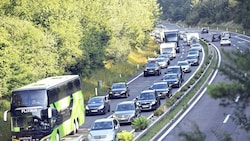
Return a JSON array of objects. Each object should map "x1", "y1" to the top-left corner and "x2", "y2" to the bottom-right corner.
[
  {"x1": 223, "y1": 114, "x2": 231, "y2": 124},
  {"x1": 235, "y1": 95, "x2": 240, "y2": 103},
  {"x1": 158, "y1": 43, "x2": 222, "y2": 141},
  {"x1": 158, "y1": 87, "x2": 207, "y2": 141}
]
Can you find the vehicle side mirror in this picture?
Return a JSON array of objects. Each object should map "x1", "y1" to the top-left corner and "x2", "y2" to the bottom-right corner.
[
  {"x1": 3, "y1": 110, "x2": 9, "y2": 122},
  {"x1": 48, "y1": 108, "x2": 52, "y2": 118}
]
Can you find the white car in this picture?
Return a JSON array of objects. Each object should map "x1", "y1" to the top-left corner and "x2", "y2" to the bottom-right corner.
[
  {"x1": 220, "y1": 37, "x2": 231, "y2": 46},
  {"x1": 87, "y1": 118, "x2": 120, "y2": 141}
]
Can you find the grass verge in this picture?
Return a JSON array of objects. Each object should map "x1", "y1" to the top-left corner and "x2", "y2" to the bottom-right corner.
[{"x1": 137, "y1": 41, "x2": 218, "y2": 141}]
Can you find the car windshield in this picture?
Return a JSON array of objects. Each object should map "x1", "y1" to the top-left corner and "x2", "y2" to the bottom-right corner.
[
  {"x1": 191, "y1": 44, "x2": 200, "y2": 47},
  {"x1": 163, "y1": 74, "x2": 177, "y2": 79},
  {"x1": 152, "y1": 84, "x2": 168, "y2": 89},
  {"x1": 139, "y1": 92, "x2": 155, "y2": 100},
  {"x1": 88, "y1": 97, "x2": 103, "y2": 104},
  {"x1": 167, "y1": 67, "x2": 179, "y2": 73},
  {"x1": 112, "y1": 83, "x2": 125, "y2": 89},
  {"x1": 178, "y1": 62, "x2": 188, "y2": 66},
  {"x1": 188, "y1": 51, "x2": 198, "y2": 55},
  {"x1": 186, "y1": 56, "x2": 197, "y2": 59},
  {"x1": 146, "y1": 63, "x2": 156, "y2": 67},
  {"x1": 91, "y1": 121, "x2": 113, "y2": 130},
  {"x1": 157, "y1": 59, "x2": 164, "y2": 62},
  {"x1": 116, "y1": 103, "x2": 135, "y2": 111}
]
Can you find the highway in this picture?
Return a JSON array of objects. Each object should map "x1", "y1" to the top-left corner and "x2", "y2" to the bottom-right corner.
[
  {"x1": 157, "y1": 25, "x2": 250, "y2": 141},
  {"x1": 65, "y1": 23, "x2": 203, "y2": 140},
  {"x1": 65, "y1": 23, "x2": 250, "y2": 141}
]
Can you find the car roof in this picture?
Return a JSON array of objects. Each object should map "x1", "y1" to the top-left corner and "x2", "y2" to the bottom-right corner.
[
  {"x1": 164, "y1": 73, "x2": 178, "y2": 76},
  {"x1": 94, "y1": 118, "x2": 115, "y2": 122},
  {"x1": 113, "y1": 82, "x2": 126, "y2": 85},
  {"x1": 168, "y1": 65, "x2": 181, "y2": 69},
  {"x1": 177, "y1": 60, "x2": 188, "y2": 63},
  {"x1": 141, "y1": 89, "x2": 155, "y2": 93},
  {"x1": 117, "y1": 101, "x2": 134, "y2": 105},
  {"x1": 153, "y1": 81, "x2": 168, "y2": 85},
  {"x1": 89, "y1": 96, "x2": 106, "y2": 99}
]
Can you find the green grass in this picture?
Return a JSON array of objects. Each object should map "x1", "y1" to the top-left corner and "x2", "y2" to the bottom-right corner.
[{"x1": 137, "y1": 41, "x2": 218, "y2": 141}]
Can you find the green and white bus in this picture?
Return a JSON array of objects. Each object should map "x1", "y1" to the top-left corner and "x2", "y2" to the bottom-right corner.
[{"x1": 4, "y1": 75, "x2": 85, "y2": 141}]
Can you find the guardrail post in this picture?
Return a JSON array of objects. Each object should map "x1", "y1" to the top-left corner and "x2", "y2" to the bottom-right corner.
[{"x1": 95, "y1": 88, "x2": 98, "y2": 96}]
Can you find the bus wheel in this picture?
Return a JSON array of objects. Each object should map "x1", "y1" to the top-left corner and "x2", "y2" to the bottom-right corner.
[{"x1": 56, "y1": 133, "x2": 60, "y2": 141}]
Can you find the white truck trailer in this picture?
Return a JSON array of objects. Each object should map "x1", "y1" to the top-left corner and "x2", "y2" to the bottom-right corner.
[{"x1": 159, "y1": 42, "x2": 177, "y2": 59}]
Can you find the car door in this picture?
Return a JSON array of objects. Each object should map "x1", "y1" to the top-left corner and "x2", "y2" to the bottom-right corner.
[{"x1": 104, "y1": 96, "x2": 109, "y2": 110}]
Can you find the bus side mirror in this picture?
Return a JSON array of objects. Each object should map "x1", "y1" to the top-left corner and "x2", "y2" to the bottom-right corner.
[
  {"x1": 48, "y1": 108, "x2": 52, "y2": 118},
  {"x1": 4, "y1": 110, "x2": 9, "y2": 122}
]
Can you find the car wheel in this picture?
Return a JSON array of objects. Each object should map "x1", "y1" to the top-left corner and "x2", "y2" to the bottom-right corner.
[
  {"x1": 108, "y1": 105, "x2": 110, "y2": 112},
  {"x1": 125, "y1": 92, "x2": 129, "y2": 98},
  {"x1": 144, "y1": 73, "x2": 147, "y2": 77}
]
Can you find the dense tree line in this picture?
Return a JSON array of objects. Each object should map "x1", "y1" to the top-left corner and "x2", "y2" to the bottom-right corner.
[
  {"x1": 158, "y1": 0, "x2": 250, "y2": 30},
  {"x1": 0, "y1": 0, "x2": 161, "y2": 99}
]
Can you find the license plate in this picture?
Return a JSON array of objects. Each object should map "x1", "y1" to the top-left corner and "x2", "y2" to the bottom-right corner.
[
  {"x1": 91, "y1": 110, "x2": 98, "y2": 112},
  {"x1": 142, "y1": 105, "x2": 149, "y2": 108}
]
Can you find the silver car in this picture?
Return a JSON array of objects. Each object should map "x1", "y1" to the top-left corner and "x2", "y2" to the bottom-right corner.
[
  {"x1": 177, "y1": 60, "x2": 191, "y2": 73},
  {"x1": 87, "y1": 118, "x2": 120, "y2": 141},
  {"x1": 112, "y1": 101, "x2": 141, "y2": 124}
]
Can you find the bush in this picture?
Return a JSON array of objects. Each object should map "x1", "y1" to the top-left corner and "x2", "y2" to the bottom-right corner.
[
  {"x1": 153, "y1": 105, "x2": 166, "y2": 116},
  {"x1": 131, "y1": 116, "x2": 151, "y2": 132},
  {"x1": 117, "y1": 130, "x2": 134, "y2": 141},
  {"x1": 180, "y1": 85, "x2": 189, "y2": 92},
  {"x1": 165, "y1": 98, "x2": 175, "y2": 107}
]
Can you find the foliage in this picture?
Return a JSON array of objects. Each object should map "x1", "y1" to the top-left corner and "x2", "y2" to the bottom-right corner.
[
  {"x1": 0, "y1": 0, "x2": 161, "y2": 100},
  {"x1": 117, "y1": 130, "x2": 134, "y2": 141},
  {"x1": 207, "y1": 49, "x2": 250, "y2": 131},
  {"x1": 158, "y1": 0, "x2": 250, "y2": 30},
  {"x1": 131, "y1": 116, "x2": 151, "y2": 132},
  {"x1": 153, "y1": 105, "x2": 166, "y2": 116}
]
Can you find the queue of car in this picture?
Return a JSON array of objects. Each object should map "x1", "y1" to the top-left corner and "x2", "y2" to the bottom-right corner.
[{"x1": 85, "y1": 30, "x2": 203, "y2": 141}]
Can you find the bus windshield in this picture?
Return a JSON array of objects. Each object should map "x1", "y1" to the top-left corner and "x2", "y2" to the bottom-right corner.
[
  {"x1": 12, "y1": 90, "x2": 47, "y2": 108},
  {"x1": 12, "y1": 113, "x2": 51, "y2": 132}
]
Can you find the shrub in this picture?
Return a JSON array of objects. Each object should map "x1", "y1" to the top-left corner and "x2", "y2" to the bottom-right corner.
[
  {"x1": 131, "y1": 116, "x2": 151, "y2": 132},
  {"x1": 153, "y1": 105, "x2": 166, "y2": 116},
  {"x1": 117, "y1": 130, "x2": 134, "y2": 141},
  {"x1": 165, "y1": 98, "x2": 175, "y2": 107},
  {"x1": 180, "y1": 85, "x2": 189, "y2": 92}
]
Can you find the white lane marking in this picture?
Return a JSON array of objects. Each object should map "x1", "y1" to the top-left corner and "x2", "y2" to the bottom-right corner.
[
  {"x1": 158, "y1": 43, "x2": 222, "y2": 141},
  {"x1": 223, "y1": 114, "x2": 231, "y2": 124},
  {"x1": 235, "y1": 95, "x2": 240, "y2": 103}
]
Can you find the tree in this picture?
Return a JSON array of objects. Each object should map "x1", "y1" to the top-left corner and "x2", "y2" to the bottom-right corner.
[{"x1": 207, "y1": 49, "x2": 250, "y2": 131}]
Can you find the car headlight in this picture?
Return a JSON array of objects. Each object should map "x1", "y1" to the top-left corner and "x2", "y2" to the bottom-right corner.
[
  {"x1": 151, "y1": 101, "x2": 156, "y2": 105},
  {"x1": 136, "y1": 102, "x2": 141, "y2": 106},
  {"x1": 98, "y1": 104, "x2": 104, "y2": 109},
  {"x1": 85, "y1": 105, "x2": 89, "y2": 110},
  {"x1": 106, "y1": 133, "x2": 114, "y2": 140},
  {"x1": 88, "y1": 133, "x2": 93, "y2": 140},
  {"x1": 120, "y1": 90, "x2": 126, "y2": 94},
  {"x1": 109, "y1": 91, "x2": 113, "y2": 94}
]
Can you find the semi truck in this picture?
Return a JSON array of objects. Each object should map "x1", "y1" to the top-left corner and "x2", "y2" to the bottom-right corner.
[{"x1": 163, "y1": 30, "x2": 180, "y2": 53}]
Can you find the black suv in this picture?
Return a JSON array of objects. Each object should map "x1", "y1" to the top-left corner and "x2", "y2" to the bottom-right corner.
[
  {"x1": 108, "y1": 82, "x2": 130, "y2": 98},
  {"x1": 165, "y1": 65, "x2": 184, "y2": 82},
  {"x1": 201, "y1": 27, "x2": 209, "y2": 34},
  {"x1": 135, "y1": 89, "x2": 161, "y2": 111},
  {"x1": 144, "y1": 61, "x2": 161, "y2": 77},
  {"x1": 212, "y1": 34, "x2": 221, "y2": 42}
]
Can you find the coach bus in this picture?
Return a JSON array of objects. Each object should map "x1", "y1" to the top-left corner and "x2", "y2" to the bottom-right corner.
[{"x1": 3, "y1": 75, "x2": 85, "y2": 141}]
